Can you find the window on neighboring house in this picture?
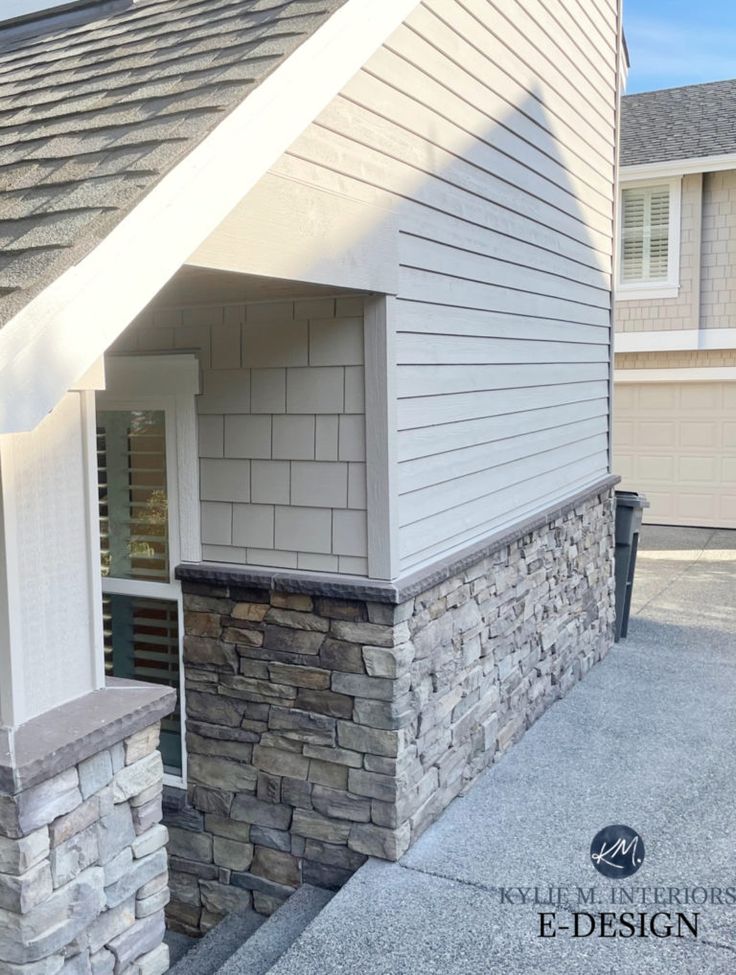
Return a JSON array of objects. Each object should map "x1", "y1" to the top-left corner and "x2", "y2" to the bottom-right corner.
[{"x1": 617, "y1": 179, "x2": 681, "y2": 299}]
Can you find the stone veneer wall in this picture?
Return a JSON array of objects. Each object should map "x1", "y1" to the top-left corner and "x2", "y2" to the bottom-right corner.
[
  {"x1": 0, "y1": 723, "x2": 170, "y2": 975},
  {"x1": 167, "y1": 486, "x2": 615, "y2": 934}
]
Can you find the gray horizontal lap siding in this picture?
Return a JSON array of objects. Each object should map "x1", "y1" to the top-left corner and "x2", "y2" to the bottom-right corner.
[{"x1": 278, "y1": 0, "x2": 616, "y2": 573}]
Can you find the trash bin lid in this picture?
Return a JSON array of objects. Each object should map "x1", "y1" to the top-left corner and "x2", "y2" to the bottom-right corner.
[{"x1": 615, "y1": 490, "x2": 650, "y2": 509}]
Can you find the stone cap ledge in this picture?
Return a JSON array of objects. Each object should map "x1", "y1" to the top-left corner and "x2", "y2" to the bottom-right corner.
[
  {"x1": 0, "y1": 678, "x2": 176, "y2": 796},
  {"x1": 177, "y1": 475, "x2": 620, "y2": 605}
]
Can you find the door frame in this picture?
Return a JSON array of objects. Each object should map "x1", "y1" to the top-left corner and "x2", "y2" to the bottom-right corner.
[{"x1": 97, "y1": 354, "x2": 200, "y2": 787}]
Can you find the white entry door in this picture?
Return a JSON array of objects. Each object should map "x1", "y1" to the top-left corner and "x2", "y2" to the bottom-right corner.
[{"x1": 96, "y1": 355, "x2": 200, "y2": 784}]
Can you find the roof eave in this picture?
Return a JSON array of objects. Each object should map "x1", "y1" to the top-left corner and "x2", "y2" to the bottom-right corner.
[
  {"x1": 621, "y1": 151, "x2": 736, "y2": 181},
  {"x1": 0, "y1": 0, "x2": 420, "y2": 434}
]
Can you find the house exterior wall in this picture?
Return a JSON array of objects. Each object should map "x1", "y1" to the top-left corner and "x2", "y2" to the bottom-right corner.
[
  {"x1": 115, "y1": 297, "x2": 369, "y2": 576},
  {"x1": 0, "y1": 391, "x2": 101, "y2": 726},
  {"x1": 165, "y1": 483, "x2": 614, "y2": 934},
  {"x1": 614, "y1": 169, "x2": 736, "y2": 337},
  {"x1": 701, "y1": 169, "x2": 736, "y2": 329},
  {"x1": 615, "y1": 174, "x2": 702, "y2": 334},
  {"x1": 262, "y1": 0, "x2": 617, "y2": 576}
]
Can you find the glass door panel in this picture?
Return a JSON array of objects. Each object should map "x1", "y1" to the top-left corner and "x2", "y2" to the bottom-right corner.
[{"x1": 96, "y1": 406, "x2": 183, "y2": 778}]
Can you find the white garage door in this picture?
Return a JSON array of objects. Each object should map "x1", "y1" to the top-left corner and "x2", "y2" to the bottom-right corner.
[{"x1": 614, "y1": 381, "x2": 736, "y2": 528}]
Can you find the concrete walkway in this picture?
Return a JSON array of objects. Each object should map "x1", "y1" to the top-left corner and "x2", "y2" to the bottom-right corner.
[{"x1": 268, "y1": 526, "x2": 736, "y2": 975}]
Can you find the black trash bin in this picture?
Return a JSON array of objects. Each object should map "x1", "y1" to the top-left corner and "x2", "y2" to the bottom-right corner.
[{"x1": 614, "y1": 490, "x2": 649, "y2": 642}]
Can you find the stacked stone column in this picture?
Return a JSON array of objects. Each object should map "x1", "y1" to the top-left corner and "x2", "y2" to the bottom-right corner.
[{"x1": 0, "y1": 724, "x2": 170, "y2": 975}]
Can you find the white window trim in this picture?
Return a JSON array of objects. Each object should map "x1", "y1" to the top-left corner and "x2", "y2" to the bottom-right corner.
[
  {"x1": 97, "y1": 354, "x2": 201, "y2": 789},
  {"x1": 615, "y1": 176, "x2": 682, "y2": 301}
]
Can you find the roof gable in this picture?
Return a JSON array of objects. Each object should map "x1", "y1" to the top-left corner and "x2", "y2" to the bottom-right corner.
[
  {"x1": 0, "y1": 0, "x2": 349, "y2": 326},
  {"x1": 0, "y1": 0, "x2": 420, "y2": 433}
]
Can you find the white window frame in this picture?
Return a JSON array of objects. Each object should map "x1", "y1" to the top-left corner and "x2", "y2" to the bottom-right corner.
[
  {"x1": 616, "y1": 176, "x2": 682, "y2": 301},
  {"x1": 97, "y1": 354, "x2": 200, "y2": 788}
]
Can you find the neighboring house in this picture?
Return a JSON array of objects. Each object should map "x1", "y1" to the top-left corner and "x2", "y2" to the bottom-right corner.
[
  {"x1": 615, "y1": 80, "x2": 736, "y2": 528},
  {"x1": 0, "y1": 0, "x2": 621, "y2": 970}
]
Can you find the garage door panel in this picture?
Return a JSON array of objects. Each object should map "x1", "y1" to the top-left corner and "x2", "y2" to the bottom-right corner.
[
  {"x1": 614, "y1": 380, "x2": 736, "y2": 529},
  {"x1": 639, "y1": 455, "x2": 674, "y2": 480},
  {"x1": 638, "y1": 421, "x2": 676, "y2": 447},
  {"x1": 639, "y1": 385, "x2": 678, "y2": 409},
  {"x1": 680, "y1": 384, "x2": 721, "y2": 409},
  {"x1": 680, "y1": 422, "x2": 718, "y2": 448}
]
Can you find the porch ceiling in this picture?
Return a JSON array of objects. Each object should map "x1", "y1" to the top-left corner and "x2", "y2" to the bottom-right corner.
[{"x1": 156, "y1": 266, "x2": 365, "y2": 308}]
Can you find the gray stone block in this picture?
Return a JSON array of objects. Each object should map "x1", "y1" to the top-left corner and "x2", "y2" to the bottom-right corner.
[
  {"x1": 131, "y1": 825, "x2": 167, "y2": 860},
  {"x1": 97, "y1": 804, "x2": 135, "y2": 866},
  {"x1": 108, "y1": 910, "x2": 165, "y2": 973},
  {"x1": 336, "y1": 722, "x2": 400, "y2": 758},
  {"x1": 347, "y1": 822, "x2": 411, "y2": 860},
  {"x1": 90, "y1": 950, "x2": 115, "y2": 975},
  {"x1": 78, "y1": 753, "x2": 113, "y2": 801},
  {"x1": 0, "y1": 859, "x2": 52, "y2": 913},
  {"x1": 51, "y1": 824, "x2": 98, "y2": 888},
  {"x1": 103, "y1": 848, "x2": 133, "y2": 887},
  {"x1": 0, "y1": 866, "x2": 105, "y2": 963},
  {"x1": 17, "y1": 769, "x2": 83, "y2": 836},
  {"x1": 0, "y1": 827, "x2": 49, "y2": 876},
  {"x1": 187, "y1": 755, "x2": 257, "y2": 793},
  {"x1": 135, "y1": 887, "x2": 170, "y2": 918},
  {"x1": 87, "y1": 898, "x2": 136, "y2": 954},
  {"x1": 112, "y1": 754, "x2": 162, "y2": 805},
  {"x1": 136, "y1": 943, "x2": 168, "y2": 975},
  {"x1": 230, "y1": 795, "x2": 292, "y2": 830},
  {"x1": 104, "y1": 849, "x2": 167, "y2": 909},
  {"x1": 167, "y1": 827, "x2": 212, "y2": 863},
  {"x1": 310, "y1": 786, "x2": 370, "y2": 824},
  {"x1": 131, "y1": 797, "x2": 162, "y2": 836}
]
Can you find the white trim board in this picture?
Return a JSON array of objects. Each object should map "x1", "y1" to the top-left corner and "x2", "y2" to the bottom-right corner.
[
  {"x1": 622, "y1": 153, "x2": 736, "y2": 182},
  {"x1": 615, "y1": 176, "x2": 682, "y2": 300},
  {"x1": 615, "y1": 367, "x2": 736, "y2": 383},
  {"x1": 615, "y1": 328, "x2": 736, "y2": 353},
  {"x1": 0, "y1": 0, "x2": 421, "y2": 435}
]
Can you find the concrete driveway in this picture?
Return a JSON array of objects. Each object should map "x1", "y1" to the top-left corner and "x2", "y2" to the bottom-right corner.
[{"x1": 269, "y1": 525, "x2": 736, "y2": 975}]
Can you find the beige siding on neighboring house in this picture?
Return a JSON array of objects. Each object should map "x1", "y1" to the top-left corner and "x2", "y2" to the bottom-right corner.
[
  {"x1": 616, "y1": 349, "x2": 736, "y2": 370},
  {"x1": 615, "y1": 173, "x2": 702, "y2": 333},
  {"x1": 701, "y1": 169, "x2": 736, "y2": 329},
  {"x1": 115, "y1": 297, "x2": 369, "y2": 576},
  {"x1": 269, "y1": 0, "x2": 618, "y2": 574}
]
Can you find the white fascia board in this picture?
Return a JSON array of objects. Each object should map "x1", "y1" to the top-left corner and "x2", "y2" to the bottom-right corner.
[
  {"x1": 615, "y1": 366, "x2": 736, "y2": 383},
  {"x1": 621, "y1": 153, "x2": 736, "y2": 181},
  {"x1": 0, "y1": 0, "x2": 421, "y2": 434},
  {"x1": 615, "y1": 327, "x2": 736, "y2": 353},
  {"x1": 614, "y1": 330, "x2": 698, "y2": 353}
]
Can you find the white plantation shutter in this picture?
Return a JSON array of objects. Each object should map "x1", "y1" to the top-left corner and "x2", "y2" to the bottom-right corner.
[{"x1": 621, "y1": 186, "x2": 670, "y2": 283}]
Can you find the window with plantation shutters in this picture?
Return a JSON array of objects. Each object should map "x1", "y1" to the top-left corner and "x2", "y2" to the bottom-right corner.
[{"x1": 621, "y1": 185, "x2": 671, "y2": 283}]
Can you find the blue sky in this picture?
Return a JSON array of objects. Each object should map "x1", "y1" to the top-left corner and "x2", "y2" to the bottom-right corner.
[{"x1": 626, "y1": 0, "x2": 736, "y2": 92}]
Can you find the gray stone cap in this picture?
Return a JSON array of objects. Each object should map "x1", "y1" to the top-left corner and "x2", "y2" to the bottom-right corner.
[
  {"x1": 0, "y1": 678, "x2": 176, "y2": 796},
  {"x1": 177, "y1": 474, "x2": 620, "y2": 605}
]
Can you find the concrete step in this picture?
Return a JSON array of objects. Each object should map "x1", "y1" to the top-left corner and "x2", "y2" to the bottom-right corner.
[
  {"x1": 214, "y1": 885, "x2": 335, "y2": 975},
  {"x1": 167, "y1": 909, "x2": 266, "y2": 975}
]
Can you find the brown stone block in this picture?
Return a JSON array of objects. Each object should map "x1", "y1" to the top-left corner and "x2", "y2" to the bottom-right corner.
[
  {"x1": 294, "y1": 688, "x2": 353, "y2": 720},
  {"x1": 267, "y1": 663, "x2": 330, "y2": 689},
  {"x1": 251, "y1": 846, "x2": 300, "y2": 888}
]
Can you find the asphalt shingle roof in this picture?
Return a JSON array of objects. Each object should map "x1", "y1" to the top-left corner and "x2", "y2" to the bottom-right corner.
[
  {"x1": 0, "y1": 0, "x2": 347, "y2": 327},
  {"x1": 621, "y1": 78, "x2": 736, "y2": 168}
]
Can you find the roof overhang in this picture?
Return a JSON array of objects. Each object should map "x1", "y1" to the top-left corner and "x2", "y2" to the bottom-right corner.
[
  {"x1": 621, "y1": 151, "x2": 736, "y2": 182},
  {"x1": 0, "y1": 0, "x2": 420, "y2": 434}
]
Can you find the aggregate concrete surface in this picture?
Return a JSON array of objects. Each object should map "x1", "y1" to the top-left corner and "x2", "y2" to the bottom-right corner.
[{"x1": 267, "y1": 526, "x2": 736, "y2": 975}]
